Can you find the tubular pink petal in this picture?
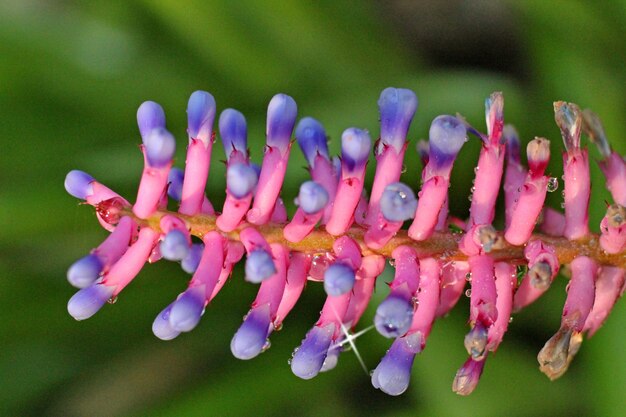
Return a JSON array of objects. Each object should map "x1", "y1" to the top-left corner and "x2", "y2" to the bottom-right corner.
[
  {"x1": 487, "y1": 263, "x2": 516, "y2": 351},
  {"x1": 274, "y1": 253, "x2": 311, "y2": 328},
  {"x1": 436, "y1": 261, "x2": 469, "y2": 318},
  {"x1": 583, "y1": 266, "x2": 625, "y2": 337},
  {"x1": 101, "y1": 227, "x2": 159, "y2": 296}
]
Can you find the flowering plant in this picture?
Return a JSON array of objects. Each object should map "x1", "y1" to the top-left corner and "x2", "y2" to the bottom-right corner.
[{"x1": 64, "y1": 88, "x2": 624, "y2": 396}]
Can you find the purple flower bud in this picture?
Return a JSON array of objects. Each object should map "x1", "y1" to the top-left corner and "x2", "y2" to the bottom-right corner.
[
  {"x1": 169, "y1": 286, "x2": 205, "y2": 332},
  {"x1": 374, "y1": 293, "x2": 414, "y2": 338},
  {"x1": 152, "y1": 303, "x2": 180, "y2": 341},
  {"x1": 181, "y1": 243, "x2": 203, "y2": 274},
  {"x1": 266, "y1": 94, "x2": 297, "y2": 151},
  {"x1": 219, "y1": 108, "x2": 248, "y2": 158},
  {"x1": 167, "y1": 167, "x2": 184, "y2": 202},
  {"x1": 297, "y1": 181, "x2": 329, "y2": 214},
  {"x1": 341, "y1": 128, "x2": 371, "y2": 172},
  {"x1": 245, "y1": 249, "x2": 276, "y2": 283},
  {"x1": 378, "y1": 87, "x2": 418, "y2": 151},
  {"x1": 295, "y1": 117, "x2": 329, "y2": 167},
  {"x1": 144, "y1": 128, "x2": 176, "y2": 168},
  {"x1": 371, "y1": 336, "x2": 418, "y2": 396},
  {"x1": 64, "y1": 170, "x2": 94, "y2": 199},
  {"x1": 452, "y1": 357, "x2": 485, "y2": 396},
  {"x1": 380, "y1": 182, "x2": 417, "y2": 222},
  {"x1": 227, "y1": 163, "x2": 258, "y2": 199},
  {"x1": 323, "y1": 263, "x2": 355, "y2": 296},
  {"x1": 137, "y1": 101, "x2": 166, "y2": 140},
  {"x1": 291, "y1": 323, "x2": 335, "y2": 380},
  {"x1": 428, "y1": 116, "x2": 467, "y2": 169},
  {"x1": 67, "y1": 254, "x2": 103, "y2": 288},
  {"x1": 230, "y1": 304, "x2": 272, "y2": 360},
  {"x1": 187, "y1": 90, "x2": 216, "y2": 143},
  {"x1": 67, "y1": 283, "x2": 115, "y2": 321},
  {"x1": 160, "y1": 230, "x2": 190, "y2": 261}
]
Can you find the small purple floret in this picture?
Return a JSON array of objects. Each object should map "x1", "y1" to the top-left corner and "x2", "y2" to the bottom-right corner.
[
  {"x1": 295, "y1": 117, "x2": 329, "y2": 166},
  {"x1": 187, "y1": 90, "x2": 216, "y2": 143},
  {"x1": 380, "y1": 182, "x2": 417, "y2": 222},
  {"x1": 245, "y1": 249, "x2": 276, "y2": 283},
  {"x1": 152, "y1": 303, "x2": 180, "y2": 341},
  {"x1": 231, "y1": 304, "x2": 272, "y2": 360},
  {"x1": 374, "y1": 293, "x2": 414, "y2": 338},
  {"x1": 67, "y1": 254, "x2": 103, "y2": 288},
  {"x1": 266, "y1": 94, "x2": 297, "y2": 150},
  {"x1": 144, "y1": 128, "x2": 176, "y2": 168},
  {"x1": 181, "y1": 243, "x2": 203, "y2": 274},
  {"x1": 167, "y1": 167, "x2": 184, "y2": 202},
  {"x1": 378, "y1": 87, "x2": 418, "y2": 151},
  {"x1": 291, "y1": 323, "x2": 335, "y2": 380},
  {"x1": 64, "y1": 170, "x2": 94, "y2": 199},
  {"x1": 428, "y1": 116, "x2": 467, "y2": 168},
  {"x1": 371, "y1": 337, "x2": 417, "y2": 396},
  {"x1": 137, "y1": 101, "x2": 166, "y2": 140},
  {"x1": 219, "y1": 108, "x2": 248, "y2": 158},
  {"x1": 67, "y1": 283, "x2": 115, "y2": 321},
  {"x1": 160, "y1": 230, "x2": 190, "y2": 261},
  {"x1": 323, "y1": 263, "x2": 356, "y2": 296},
  {"x1": 341, "y1": 128, "x2": 371, "y2": 172},
  {"x1": 227, "y1": 163, "x2": 258, "y2": 199},
  {"x1": 297, "y1": 181, "x2": 329, "y2": 214},
  {"x1": 169, "y1": 286, "x2": 205, "y2": 332}
]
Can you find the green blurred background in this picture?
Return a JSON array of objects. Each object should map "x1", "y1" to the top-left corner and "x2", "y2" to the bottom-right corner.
[{"x1": 0, "y1": 1, "x2": 624, "y2": 416}]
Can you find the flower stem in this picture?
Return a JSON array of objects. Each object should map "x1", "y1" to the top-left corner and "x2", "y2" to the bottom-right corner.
[{"x1": 118, "y1": 206, "x2": 625, "y2": 268}]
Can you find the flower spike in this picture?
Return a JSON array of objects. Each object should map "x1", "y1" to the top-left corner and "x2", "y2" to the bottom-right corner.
[{"x1": 65, "y1": 88, "x2": 625, "y2": 398}]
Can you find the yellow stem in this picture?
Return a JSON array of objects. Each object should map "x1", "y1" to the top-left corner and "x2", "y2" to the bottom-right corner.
[{"x1": 121, "y1": 207, "x2": 625, "y2": 268}]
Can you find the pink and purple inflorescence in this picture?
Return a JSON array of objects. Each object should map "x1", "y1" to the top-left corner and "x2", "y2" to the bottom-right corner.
[{"x1": 64, "y1": 88, "x2": 625, "y2": 396}]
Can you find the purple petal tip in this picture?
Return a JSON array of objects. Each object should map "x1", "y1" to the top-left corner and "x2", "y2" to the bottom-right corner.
[
  {"x1": 152, "y1": 303, "x2": 181, "y2": 341},
  {"x1": 323, "y1": 263, "x2": 355, "y2": 296},
  {"x1": 219, "y1": 108, "x2": 248, "y2": 158},
  {"x1": 374, "y1": 293, "x2": 414, "y2": 338},
  {"x1": 341, "y1": 128, "x2": 371, "y2": 172},
  {"x1": 67, "y1": 284, "x2": 115, "y2": 321},
  {"x1": 245, "y1": 249, "x2": 277, "y2": 283},
  {"x1": 137, "y1": 101, "x2": 166, "y2": 139},
  {"x1": 160, "y1": 230, "x2": 190, "y2": 261},
  {"x1": 371, "y1": 337, "x2": 417, "y2": 396},
  {"x1": 144, "y1": 128, "x2": 176, "y2": 168},
  {"x1": 267, "y1": 94, "x2": 297, "y2": 149},
  {"x1": 67, "y1": 254, "x2": 103, "y2": 288},
  {"x1": 380, "y1": 182, "x2": 417, "y2": 223},
  {"x1": 64, "y1": 170, "x2": 95, "y2": 200},
  {"x1": 169, "y1": 287, "x2": 206, "y2": 332},
  {"x1": 378, "y1": 87, "x2": 418, "y2": 150},
  {"x1": 297, "y1": 181, "x2": 329, "y2": 214},
  {"x1": 295, "y1": 117, "x2": 329, "y2": 166},
  {"x1": 187, "y1": 90, "x2": 216, "y2": 143},
  {"x1": 230, "y1": 304, "x2": 272, "y2": 360},
  {"x1": 291, "y1": 323, "x2": 335, "y2": 380}
]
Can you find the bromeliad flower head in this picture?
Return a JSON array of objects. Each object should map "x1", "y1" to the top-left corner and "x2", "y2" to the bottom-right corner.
[{"x1": 65, "y1": 88, "x2": 625, "y2": 397}]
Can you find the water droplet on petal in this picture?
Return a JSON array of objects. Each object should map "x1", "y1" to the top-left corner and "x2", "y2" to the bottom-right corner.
[{"x1": 547, "y1": 177, "x2": 559, "y2": 192}]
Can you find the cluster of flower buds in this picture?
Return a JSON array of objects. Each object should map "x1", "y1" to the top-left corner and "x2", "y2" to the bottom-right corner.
[{"x1": 65, "y1": 88, "x2": 625, "y2": 396}]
